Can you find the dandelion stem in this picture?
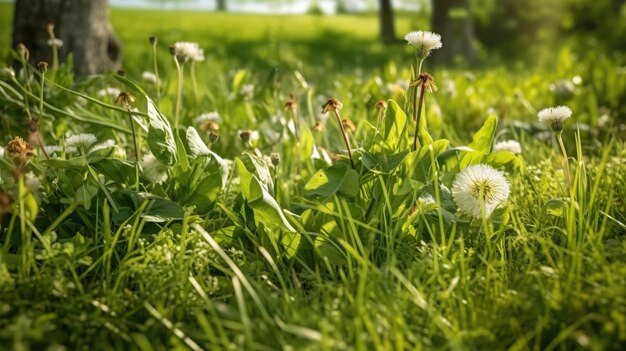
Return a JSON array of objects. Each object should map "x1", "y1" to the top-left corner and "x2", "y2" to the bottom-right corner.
[
  {"x1": 127, "y1": 108, "x2": 140, "y2": 190},
  {"x1": 289, "y1": 108, "x2": 300, "y2": 178},
  {"x1": 151, "y1": 42, "x2": 161, "y2": 102},
  {"x1": 556, "y1": 133, "x2": 573, "y2": 189},
  {"x1": 412, "y1": 85, "x2": 426, "y2": 152},
  {"x1": 37, "y1": 70, "x2": 49, "y2": 159},
  {"x1": 173, "y1": 57, "x2": 184, "y2": 130},
  {"x1": 333, "y1": 110, "x2": 355, "y2": 169}
]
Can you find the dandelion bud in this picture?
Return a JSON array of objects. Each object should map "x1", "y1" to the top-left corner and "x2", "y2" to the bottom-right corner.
[
  {"x1": 16, "y1": 43, "x2": 29, "y2": 61},
  {"x1": 115, "y1": 92, "x2": 136, "y2": 109},
  {"x1": 374, "y1": 100, "x2": 387, "y2": 112},
  {"x1": 322, "y1": 98, "x2": 343, "y2": 114},
  {"x1": 37, "y1": 61, "x2": 48, "y2": 73},
  {"x1": 284, "y1": 95, "x2": 298, "y2": 112},
  {"x1": 46, "y1": 23, "x2": 55, "y2": 34},
  {"x1": 169, "y1": 45, "x2": 177, "y2": 56},
  {"x1": 342, "y1": 119, "x2": 356, "y2": 133},
  {"x1": 6, "y1": 136, "x2": 33, "y2": 166},
  {"x1": 0, "y1": 67, "x2": 15, "y2": 80},
  {"x1": 149, "y1": 36, "x2": 158, "y2": 45},
  {"x1": 239, "y1": 130, "x2": 251, "y2": 142},
  {"x1": 311, "y1": 121, "x2": 325, "y2": 133},
  {"x1": 208, "y1": 131, "x2": 220, "y2": 144},
  {"x1": 270, "y1": 153, "x2": 280, "y2": 166},
  {"x1": 116, "y1": 69, "x2": 126, "y2": 77}
]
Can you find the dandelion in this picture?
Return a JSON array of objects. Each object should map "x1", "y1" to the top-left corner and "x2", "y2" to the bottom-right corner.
[
  {"x1": 65, "y1": 133, "x2": 98, "y2": 149},
  {"x1": 195, "y1": 112, "x2": 222, "y2": 130},
  {"x1": 322, "y1": 98, "x2": 354, "y2": 169},
  {"x1": 537, "y1": 106, "x2": 572, "y2": 133},
  {"x1": 44, "y1": 145, "x2": 77, "y2": 156},
  {"x1": 239, "y1": 130, "x2": 260, "y2": 146},
  {"x1": 538, "y1": 105, "x2": 573, "y2": 188},
  {"x1": 270, "y1": 153, "x2": 280, "y2": 167},
  {"x1": 89, "y1": 139, "x2": 116, "y2": 152},
  {"x1": 493, "y1": 140, "x2": 522, "y2": 155},
  {"x1": 404, "y1": 31, "x2": 442, "y2": 62},
  {"x1": 46, "y1": 38, "x2": 64, "y2": 48},
  {"x1": 46, "y1": 24, "x2": 61, "y2": 69},
  {"x1": 170, "y1": 42, "x2": 204, "y2": 63},
  {"x1": 452, "y1": 164, "x2": 511, "y2": 219},
  {"x1": 142, "y1": 71, "x2": 159, "y2": 84},
  {"x1": 24, "y1": 172, "x2": 41, "y2": 192},
  {"x1": 97, "y1": 87, "x2": 122, "y2": 98},
  {"x1": 141, "y1": 154, "x2": 169, "y2": 184}
]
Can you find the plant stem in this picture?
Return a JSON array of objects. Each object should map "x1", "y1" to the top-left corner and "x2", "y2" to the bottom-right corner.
[
  {"x1": 127, "y1": 108, "x2": 140, "y2": 190},
  {"x1": 333, "y1": 110, "x2": 354, "y2": 169},
  {"x1": 191, "y1": 62, "x2": 199, "y2": 103},
  {"x1": 556, "y1": 133, "x2": 573, "y2": 189},
  {"x1": 152, "y1": 43, "x2": 161, "y2": 102},
  {"x1": 412, "y1": 85, "x2": 426, "y2": 152},
  {"x1": 174, "y1": 57, "x2": 184, "y2": 130},
  {"x1": 37, "y1": 71, "x2": 50, "y2": 159}
]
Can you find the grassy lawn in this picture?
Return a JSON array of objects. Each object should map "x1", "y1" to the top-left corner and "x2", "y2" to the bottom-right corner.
[{"x1": 1, "y1": 2, "x2": 626, "y2": 350}]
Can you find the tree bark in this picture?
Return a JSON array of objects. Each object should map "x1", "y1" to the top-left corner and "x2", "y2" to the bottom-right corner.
[
  {"x1": 12, "y1": 0, "x2": 122, "y2": 76},
  {"x1": 379, "y1": 0, "x2": 396, "y2": 45},
  {"x1": 216, "y1": 0, "x2": 227, "y2": 12},
  {"x1": 431, "y1": 0, "x2": 476, "y2": 63}
]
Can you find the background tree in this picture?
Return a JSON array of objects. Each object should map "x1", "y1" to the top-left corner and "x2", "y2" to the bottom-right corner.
[
  {"x1": 216, "y1": 0, "x2": 227, "y2": 11},
  {"x1": 379, "y1": 0, "x2": 397, "y2": 44},
  {"x1": 431, "y1": 0, "x2": 476, "y2": 63},
  {"x1": 12, "y1": 0, "x2": 122, "y2": 76}
]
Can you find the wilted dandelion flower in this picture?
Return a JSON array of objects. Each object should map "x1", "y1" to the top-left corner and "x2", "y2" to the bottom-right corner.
[
  {"x1": 65, "y1": 133, "x2": 98, "y2": 149},
  {"x1": 47, "y1": 38, "x2": 63, "y2": 48},
  {"x1": 141, "y1": 154, "x2": 168, "y2": 184},
  {"x1": 493, "y1": 140, "x2": 522, "y2": 155},
  {"x1": 537, "y1": 106, "x2": 572, "y2": 133},
  {"x1": 404, "y1": 31, "x2": 442, "y2": 60},
  {"x1": 170, "y1": 42, "x2": 205, "y2": 63},
  {"x1": 452, "y1": 164, "x2": 511, "y2": 219},
  {"x1": 142, "y1": 71, "x2": 159, "y2": 83}
]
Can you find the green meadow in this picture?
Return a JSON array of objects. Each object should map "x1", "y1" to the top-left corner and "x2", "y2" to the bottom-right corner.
[{"x1": 1, "y1": 2, "x2": 626, "y2": 350}]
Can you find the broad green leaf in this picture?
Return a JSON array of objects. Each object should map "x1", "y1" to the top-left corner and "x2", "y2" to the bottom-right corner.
[
  {"x1": 383, "y1": 99, "x2": 409, "y2": 152},
  {"x1": 111, "y1": 190, "x2": 184, "y2": 224},
  {"x1": 147, "y1": 101, "x2": 178, "y2": 166},
  {"x1": 74, "y1": 183, "x2": 99, "y2": 210},
  {"x1": 410, "y1": 139, "x2": 449, "y2": 182},
  {"x1": 42, "y1": 156, "x2": 89, "y2": 170},
  {"x1": 304, "y1": 164, "x2": 359, "y2": 198},
  {"x1": 361, "y1": 150, "x2": 409, "y2": 174},
  {"x1": 468, "y1": 115, "x2": 497, "y2": 153},
  {"x1": 231, "y1": 69, "x2": 248, "y2": 92},
  {"x1": 236, "y1": 159, "x2": 295, "y2": 232},
  {"x1": 91, "y1": 159, "x2": 136, "y2": 185},
  {"x1": 483, "y1": 151, "x2": 524, "y2": 173}
]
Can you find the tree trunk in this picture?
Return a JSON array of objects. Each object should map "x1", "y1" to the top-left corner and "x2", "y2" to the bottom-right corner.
[
  {"x1": 379, "y1": 0, "x2": 396, "y2": 44},
  {"x1": 431, "y1": 0, "x2": 476, "y2": 63},
  {"x1": 12, "y1": 0, "x2": 122, "y2": 76},
  {"x1": 216, "y1": 0, "x2": 227, "y2": 12}
]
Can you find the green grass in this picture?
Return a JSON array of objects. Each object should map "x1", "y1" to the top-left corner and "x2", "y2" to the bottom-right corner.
[{"x1": 1, "y1": 4, "x2": 626, "y2": 351}]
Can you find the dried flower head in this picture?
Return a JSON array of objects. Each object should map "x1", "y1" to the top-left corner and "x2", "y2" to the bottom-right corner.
[
  {"x1": 493, "y1": 140, "x2": 522, "y2": 155},
  {"x1": 411, "y1": 72, "x2": 438, "y2": 93},
  {"x1": 322, "y1": 98, "x2": 343, "y2": 114},
  {"x1": 537, "y1": 106, "x2": 572, "y2": 133},
  {"x1": 115, "y1": 92, "x2": 136, "y2": 109},
  {"x1": 65, "y1": 133, "x2": 98, "y2": 149},
  {"x1": 16, "y1": 43, "x2": 29, "y2": 61},
  {"x1": 6, "y1": 136, "x2": 33, "y2": 165},
  {"x1": 342, "y1": 119, "x2": 356, "y2": 133},
  {"x1": 37, "y1": 61, "x2": 48, "y2": 73},
  {"x1": 404, "y1": 31, "x2": 442, "y2": 60},
  {"x1": 374, "y1": 100, "x2": 387, "y2": 112},
  {"x1": 149, "y1": 36, "x2": 157, "y2": 45},
  {"x1": 452, "y1": 164, "x2": 511, "y2": 219},
  {"x1": 170, "y1": 42, "x2": 205, "y2": 63},
  {"x1": 284, "y1": 95, "x2": 298, "y2": 112},
  {"x1": 311, "y1": 121, "x2": 325, "y2": 133}
]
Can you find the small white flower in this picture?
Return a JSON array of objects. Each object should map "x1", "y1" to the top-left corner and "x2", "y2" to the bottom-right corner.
[
  {"x1": 404, "y1": 31, "x2": 442, "y2": 59},
  {"x1": 171, "y1": 42, "x2": 205, "y2": 62},
  {"x1": 141, "y1": 154, "x2": 168, "y2": 184},
  {"x1": 538, "y1": 106, "x2": 572, "y2": 133},
  {"x1": 195, "y1": 112, "x2": 222, "y2": 124},
  {"x1": 241, "y1": 84, "x2": 254, "y2": 98},
  {"x1": 44, "y1": 145, "x2": 77, "y2": 156},
  {"x1": 65, "y1": 133, "x2": 98, "y2": 149},
  {"x1": 97, "y1": 87, "x2": 121, "y2": 98},
  {"x1": 142, "y1": 71, "x2": 159, "y2": 83},
  {"x1": 452, "y1": 164, "x2": 511, "y2": 219},
  {"x1": 47, "y1": 38, "x2": 64, "y2": 48},
  {"x1": 493, "y1": 140, "x2": 522, "y2": 155},
  {"x1": 24, "y1": 172, "x2": 41, "y2": 192}
]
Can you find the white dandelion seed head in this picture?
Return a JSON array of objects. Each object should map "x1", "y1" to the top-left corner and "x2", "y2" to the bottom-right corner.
[
  {"x1": 452, "y1": 164, "x2": 511, "y2": 219},
  {"x1": 65, "y1": 133, "x2": 98, "y2": 149},
  {"x1": 537, "y1": 106, "x2": 572, "y2": 124},
  {"x1": 140, "y1": 153, "x2": 168, "y2": 184},
  {"x1": 97, "y1": 87, "x2": 121, "y2": 98},
  {"x1": 493, "y1": 140, "x2": 522, "y2": 155},
  {"x1": 44, "y1": 145, "x2": 78, "y2": 156},
  {"x1": 24, "y1": 172, "x2": 41, "y2": 192},
  {"x1": 172, "y1": 42, "x2": 205, "y2": 62},
  {"x1": 404, "y1": 31, "x2": 442, "y2": 59},
  {"x1": 47, "y1": 38, "x2": 64, "y2": 48},
  {"x1": 195, "y1": 112, "x2": 222, "y2": 124},
  {"x1": 142, "y1": 71, "x2": 159, "y2": 84}
]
